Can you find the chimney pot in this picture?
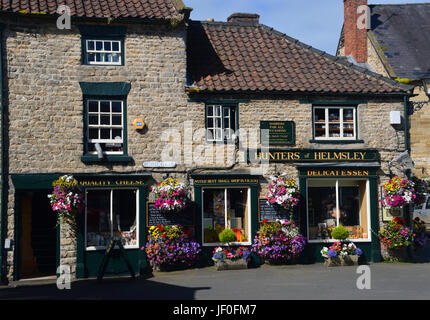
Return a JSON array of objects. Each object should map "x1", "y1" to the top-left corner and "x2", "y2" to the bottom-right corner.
[{"x1": 227, "y1": 13, "x2": 260, "y2": 24}]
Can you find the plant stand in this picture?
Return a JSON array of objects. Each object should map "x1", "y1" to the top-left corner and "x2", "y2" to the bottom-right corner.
[
  {"x1": 324, "y1": 255, "x2": 359, "y2": 267},
  {"x1": 215, "y1": 259, "x2": 249, "y2": 271},
  {"x1": 386, "y1": 247, "x2": 409, "y2": 262}
]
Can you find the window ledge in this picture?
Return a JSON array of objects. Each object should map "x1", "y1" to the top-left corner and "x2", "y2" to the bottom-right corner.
[
  {"x1": 81, "y1": 154, "x2": 133, "y2": 164},
  {"x1": 309, "y1": 139, "x2": 364, "y2": 144}
]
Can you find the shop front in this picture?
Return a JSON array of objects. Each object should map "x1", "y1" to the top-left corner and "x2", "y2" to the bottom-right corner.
[{"x1": 75, "y1": 174, "x2": 150, "y2": 278}]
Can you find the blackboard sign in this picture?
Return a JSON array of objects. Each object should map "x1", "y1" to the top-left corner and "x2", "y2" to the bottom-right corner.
[
  {"x1": 260, "y1": 121, "x2": 295, "y2": 146},
  {"x1": 146, "y1": 202, "x2": 194, "y2": 227},
  {"x1": 258, "y1": 199, "x2": 296, "y2": 222}
]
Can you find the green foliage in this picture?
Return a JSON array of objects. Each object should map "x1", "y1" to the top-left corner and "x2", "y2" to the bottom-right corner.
[
  {"x1": 331, "y1": 224, "x2": 350, "y2": 241},
  {"x1": 219, "y1": 229, "x2": 237, "y2": 244}
]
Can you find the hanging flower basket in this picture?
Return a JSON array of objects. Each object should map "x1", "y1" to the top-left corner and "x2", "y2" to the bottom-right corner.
[
  {"x1": 381, "y1": 176, "x2": 416, "y2": 210},
  {"x1": 151, "y1": 178, "x2": 188, "y2": 213},
  {"x1": 47, "y1": 175, "x2": 84, "y2": 228},
  {"x1": 267, "y1": 175, "x2": 300, "y2": 213}
]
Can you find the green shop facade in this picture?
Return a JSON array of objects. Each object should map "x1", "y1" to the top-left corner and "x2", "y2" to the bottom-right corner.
[{"x1": 8, "y1": 148, "x2": 383, "y2": 280}]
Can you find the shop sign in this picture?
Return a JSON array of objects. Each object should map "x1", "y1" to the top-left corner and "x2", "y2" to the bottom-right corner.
[
  {"x1": 193, "y1": 177, "x2": 259, "y2": 186},
  {"x1": 79, "y1": 179, "x2": 145, "y2": 187},
  {"x1": 303, "y1": 169, "x2": 370, "y2": 177},
  {"x1": 146, "y1": 202, "x2": 194, "y2": 227},
  {"x1": 143, "y1": 161, "x2": 176, "y2": 168},
  {"x1": 248, "y1": 149, "x2": 379, "y2": 163},
  {"x1": 260, "y1": 121, "x2": 295, "y2": 146},
  {"x1": 258, "y1": 199, "x2": 297, "y2": 222}
]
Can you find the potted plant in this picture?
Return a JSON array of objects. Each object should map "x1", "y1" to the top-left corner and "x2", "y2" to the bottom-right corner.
[
  {"x1": 413, "y1": 217, "x2": 428, "y2": 249},
  {"x1": 251, "y1": 219, "x2": 306, "y2": 265},
  {"x1": 212, "y1": 229, "x2": 251, "y2": 271},
  {"x1": 151, "y1": 178, "x2": 188, "y2": 213},
  {"x1": 267, "y1": 175, "x2": 300, "y2": 219},
  {"x1": 47, "y1": 175, "x2": 84, "y2": 229},
  {"x1": 378, "y1": 217, "x2": 414, "y2": 262},
  {"x1": 381, "y1": 176, "x2": 416, "y2": 211},
  {"x1": 321, "y1": 242, "x2": 363, "y2": 267},
  {"x1": 144, "y1": 224, "x2": 201, "y2": 271}
]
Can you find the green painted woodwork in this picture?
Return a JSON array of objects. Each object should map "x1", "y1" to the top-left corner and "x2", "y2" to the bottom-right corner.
[{"x1": 79, "y1": 82, "x2": 131, "y2": 96}]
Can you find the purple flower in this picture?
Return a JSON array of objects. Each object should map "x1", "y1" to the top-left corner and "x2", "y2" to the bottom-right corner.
[{"x1": 327, "y1": 250, "x2": 337, "y2": 258}]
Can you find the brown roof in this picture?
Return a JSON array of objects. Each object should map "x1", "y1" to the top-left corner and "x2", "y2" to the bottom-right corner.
[
  {"x1": 0, "y1": 0, "x2": 187, "y2": 20},
  {"x1": 187, "y1": 20, "x2": 412, "y2": 95}
]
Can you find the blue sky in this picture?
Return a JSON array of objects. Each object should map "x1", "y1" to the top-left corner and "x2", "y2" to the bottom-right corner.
[{"x1": 184, "y1": 0, "x2": 430, "y2": 55}]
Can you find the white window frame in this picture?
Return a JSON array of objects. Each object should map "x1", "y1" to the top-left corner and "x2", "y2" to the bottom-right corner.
[
  {"x1": 206, "y1": 105, "x2": 236, "y2": 142},
  {"x1": 306, "y1": 178, "x2": 371, "y2": 243},
  {"x1": 85, "y1": 39, "x2": 122, "y2": 66},
  {"x1": 313, "y1": 106, "x2": 357, "y2": 140},
  {"x1": 201, "y1": 187, "x2": 251, "y2": 246},
  {"x1": 85, "y1": 188, "x2": 139, "y2": 251},
  {"x1": 87, "y1": 99, "x2": 124, "y2": 155}
]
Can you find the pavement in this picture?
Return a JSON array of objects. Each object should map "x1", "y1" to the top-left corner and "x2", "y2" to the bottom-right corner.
[{"x1": 0, "y1": 262, "x2": 430, "y2": 300}]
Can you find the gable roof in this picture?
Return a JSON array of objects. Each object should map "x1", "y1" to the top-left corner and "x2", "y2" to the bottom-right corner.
[
  {"x1": 0, "y1": 0, "x2": 188, "y2": 20},
  {"x1": 187, "y1": 20, "x2": 412, "y2": 95},
  {"x1": 370, "y1": 3, "x2": 430, "y2": 80}
]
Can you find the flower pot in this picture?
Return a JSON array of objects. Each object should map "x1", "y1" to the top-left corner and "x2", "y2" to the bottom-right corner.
[
  {"x1": 324, "y1": 256, "x2": 342, "y2": 267},
  {"x1": 342, "y1": 255, "x2": 359, "y2": 266},
  {"x1": 214, "y1": 259, "x2": 249, "y2": 271},
  {"x1": 386, "y1": 247, "x2": 409, "y2": 262}
]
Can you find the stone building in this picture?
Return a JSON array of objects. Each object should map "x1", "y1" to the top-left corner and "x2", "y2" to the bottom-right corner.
[
  {"x1": 0, "y1": 0, "x2": 414, "y2": 282},
  {"x1": 337, "y1": 0, "x2": 430, "y2": 178}
]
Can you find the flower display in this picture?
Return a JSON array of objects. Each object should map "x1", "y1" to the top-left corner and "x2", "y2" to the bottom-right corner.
[
  {"x1": 151, "y1": 178, "x2": 188, "y2": 212},
  {"x1": 381, "y1": 176, "x2": 416, "y2": 209},
  {"x1": 320, "y1": 242, "x2": 363, "y2": 259},
  {"x1": 412, "y1": 177, "x2": 429, "y2": 207},
  {"x1": 413, "y1": 217, "x2": 428, "y2": 248},
  {"x1": 144, "y1": 225, "x2": 201, "y2": 269},
  {"x1": 251, "y1": 219, "x2": 306, "y2": 262},
  {"x1": 47, "y1": 175, "x2": 84, "y2": 226},
  {"x1": 212, "y1": 246, "x2": 251, "y2": 262},
  {"x1": 267, "y1": 175, "x2": 300, "y2": 212},
  {"x1": 378, "y1": 217, "x2": 414, "y2": 249}
]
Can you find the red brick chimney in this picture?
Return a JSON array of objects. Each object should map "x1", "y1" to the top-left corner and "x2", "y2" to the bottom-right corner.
[{"x1": 343, "y1": 0, "x2": 368, "y2": 63}]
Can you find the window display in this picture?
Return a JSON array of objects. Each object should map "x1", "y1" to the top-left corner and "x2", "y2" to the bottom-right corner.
[
  {"x1": 307, "y1": 179, "x2": 369, "y2": 241},
  {"x1": 203, "y1": 188, "x2": 250, "y2": 244},
  {"x1": 86, "y1": 189, "x2": 138, "y2": 249}
]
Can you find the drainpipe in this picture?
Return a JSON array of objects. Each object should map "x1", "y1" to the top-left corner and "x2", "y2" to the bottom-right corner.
[
  {"x1": 0, "y1": 23, "x2": 6, "y2": 284},
  {"x1": 404, "y1": 95, "x2": 412, "y2": 226}
]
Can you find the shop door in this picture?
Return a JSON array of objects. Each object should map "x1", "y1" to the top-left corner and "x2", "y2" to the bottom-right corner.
[{"x1": 20, "y1": 191, "x2": 57, "y2": 279}]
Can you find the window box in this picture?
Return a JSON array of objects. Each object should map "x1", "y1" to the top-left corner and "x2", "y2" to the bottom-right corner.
[{"x1": 214, "y1": 258, "x2": 250, "y2": 271}]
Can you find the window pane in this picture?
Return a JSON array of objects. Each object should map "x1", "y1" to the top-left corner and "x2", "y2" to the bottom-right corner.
[
  {"x1": 207, "y1": 129, "x2": 214, "y2": 141},
  {"x1": 343, "y1": 123, "x2": 354, "y2": 137},
  {"x1": 87, "y1": 53, "x2": 95, "y2": 62},
  {"x1": 95, "y1": 53, "x2": 102, "y2": 62},
  {"x1": 112, "y1": 41, "x2": 120, "y2": 52},
  {"x1": 112, "y1": 115, "x2": 122, "y2": 126},
  {"x1": 96, "y1": 41, "x2": 103, "y2": 51},
  {"x1": 112, "y1": 129, "x2": 122, "y2": 139},
  {"x1": 100, "y1": 129, "x2": 110, "y2": 140},
  {"x1": 89, "y1": 128, "x2": 98, "y2": 139},
  {"x1": 207, "y1": 106, "x2": 213, "y2": 117},
  {"x1": 112, "y1": 190, "x2": 137, "y2": 247},
  {"x1": 314, "y1": 108, "x2": 325, "y2": 122},
  {"x1": 343, "y1": 108, "x2": 354, "y2": 122},
  {"x1": 215, "y1": 129, "x2": 222, "y2": 141},
  {"x1": 89, "y1": 115, "x2": 98, "y2": 125},
  {"x1": 315, "y1": 123, "x2": 325, "y2": 137},
  {"x1": 224, "y1": 117, "x2": 231, "y2": 130},
  {"x1": 328, "y1": 109, "x2": 340, "y2": 122},
  {"x1": 88, "y1": 101, "x2": 98, "y2": 113},
  {"x1": 329, "y1": 124, "x2": 340, "y2": 137},
  {"x1": 111, "y1": 53, "x2": 120, "y2": 63},
  {"x1": 227, "y1": 188, "x2": 249, "y2": 242},
  {"x1": 112, "y1": 102, "x2": 122, "y2": 113},
  {"x1": 100, "y1": 115, "x2": 110, "y2": 125},
  {"x1": 86, "y1": 190, "x2": 111, "y2": 247},
  {"x1": 203, "y1": 189, "x2": 225, "y2": 243},
  {"x1": 104, "y1": 41, "x2": 111, "y2": 51},
  {"x1": 87, "y1": 41, "x2": 95, "y2": 51},
  {"x1": 307, "y1": 183, "x2": 337, "y2": 240},
  {"x1": 207, "y1": 117, "x2": 214, "y2": 128},
  {"x1": 100, "y1": 101, "x2": 110, "y2": 112},
  {"x1": 215, "y1": 106, "x2": 221, "y2": 117},
  {"x1": 215, "y1": 118, "x2": 221, "y2": 129}
]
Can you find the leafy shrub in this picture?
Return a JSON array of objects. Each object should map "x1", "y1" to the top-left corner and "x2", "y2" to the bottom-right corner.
[
  {"x1": 219, "y1": 229, "x2": 237, "y2": 244},
  {"x1": 331, "y1": 224, "x2": 350, "y2": 241}
]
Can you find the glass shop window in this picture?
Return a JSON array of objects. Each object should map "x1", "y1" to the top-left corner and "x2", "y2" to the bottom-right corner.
[
  {"x1": 202, "y1": 188, "x2": 250, "y2": 245},
  {"x1": 307, "y1": 179, "x2": 369, "y2": 241},
  {"x1": 86, "y1": 189, "x2": 138, "y2": 249}
]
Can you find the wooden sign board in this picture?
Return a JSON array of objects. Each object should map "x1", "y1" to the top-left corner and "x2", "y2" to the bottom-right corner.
[
  {"x1": 260, "y1": 121, "x2": 295, "y2": 146},
  {"x1": 258, "y1": 198, "x2": 296, "y2": 222},
  {"x1": 146, "y1": 202, "x2": 194, "y2": 227}
]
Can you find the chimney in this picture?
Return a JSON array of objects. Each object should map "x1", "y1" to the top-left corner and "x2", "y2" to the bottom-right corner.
[
  {"x1": 343, "y1": 0, "x2": 368, "y2": 63},
  {"x1": 227, "y1": 13, "x2": 260, "y2": 24}
]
